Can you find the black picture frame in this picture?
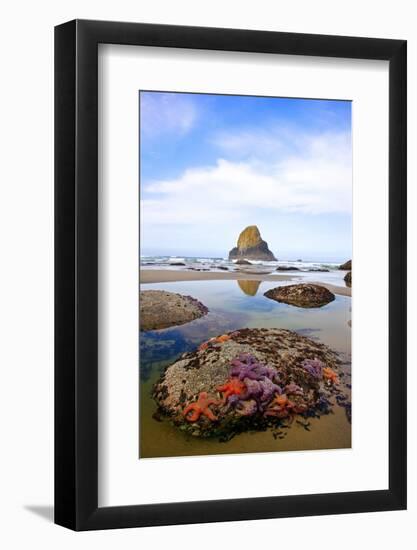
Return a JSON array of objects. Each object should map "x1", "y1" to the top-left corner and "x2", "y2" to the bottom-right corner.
[{"x1": 55, "y1": 19, "x2": 407, "y2": 531}]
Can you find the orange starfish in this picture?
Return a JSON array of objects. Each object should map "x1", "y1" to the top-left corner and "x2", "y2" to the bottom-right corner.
[
  {"x1": 198, "y1": 334, "x2": 231, "y2": 351},
  {"x1": 275, "y1": 394, "x2": 289, "y2": 408},
  {"x1": 265, "y1": 394, "x2": 299, "y2": 418},
  {"x1": 217, "y1": 378, "x2": 246, "y2": 402},
  {"x1": 323, "y1": 367, "x2": 339, "y2": 384},
  {"x1": 323, "y1": 367, "x2": 338, "y2": 384},
  {"x1": 183, "y1": 392, "x2": 218, "y2": 422},
  {"x1": 216, "y1": 334, "x2": 231, "y2": 343}
]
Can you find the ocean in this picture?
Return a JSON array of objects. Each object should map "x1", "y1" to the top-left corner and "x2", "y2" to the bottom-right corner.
[{"x1": 140, "y1": 255, "x2": 350, "y2": 286}]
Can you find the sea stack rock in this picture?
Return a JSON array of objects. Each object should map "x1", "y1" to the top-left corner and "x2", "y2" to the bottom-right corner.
[{"x1": 229, "y1": 225, "x2": 276, "y2": 261}]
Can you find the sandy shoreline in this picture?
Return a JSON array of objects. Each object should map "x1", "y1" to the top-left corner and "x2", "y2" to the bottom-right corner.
[{"x1": 140, "y1": 269, "x2": 351, "y2": 297}]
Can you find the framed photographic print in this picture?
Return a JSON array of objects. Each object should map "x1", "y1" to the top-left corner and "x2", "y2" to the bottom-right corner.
[{"x1": 55, "y1": 20, "x2": 407, "y2": 530}]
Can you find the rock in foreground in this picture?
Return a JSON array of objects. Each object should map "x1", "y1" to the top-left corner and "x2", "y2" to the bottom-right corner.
[
  {"x1": 140, "y1": 290, "x2": 208, "y2": 331},
  {"x1": 153, "y1": 328, "x2": 347, "y2": 439},
  {"x1": 229, "y1": 225, "x2": 276, "y2": 261},
  {"x1": 264, "y1": 284, "x2": 335, "y2": 308}
]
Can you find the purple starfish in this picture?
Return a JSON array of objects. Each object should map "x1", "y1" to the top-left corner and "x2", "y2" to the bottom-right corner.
[
  {"x1": 230, "y1": 354, "x2": 278, "y2": 382},
  {"x1": 259, "y1": 377, "x2": 283, "y2": 401},
  {"x1": 285, "y1": 382, "x2": 304, "y2": 396},
  {"x1": 228, "y1": 395, "x2": 258, "y2": 416},
  {"x1": 256, "y1": 363, "x2": 280, "y2": 381},
  {"x1": 301, "y1": 358, "x2": 324, "y2": 379},
  {"x1": 238, "y1": 377, "x2": 282, "y2": 411}
]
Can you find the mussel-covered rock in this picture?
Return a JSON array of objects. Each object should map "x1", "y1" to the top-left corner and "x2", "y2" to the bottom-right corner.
[
  {"x1": 264, "y1": 284, "x2": 335, "y2": 308},
  {"x1": 152, "y1": 328, "x2": 346, "y2": 439},
  {"x1": 140, "y1": 290, "x2": 208, "y2": 331}
]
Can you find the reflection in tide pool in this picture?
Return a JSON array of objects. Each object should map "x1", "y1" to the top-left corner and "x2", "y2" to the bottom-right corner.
[
  {"x1": 139, "y1": 279, "x2": 351, "y2": 458},
  {"x1": 237, "y1": 279, "x2": 261, "y2": 296}
]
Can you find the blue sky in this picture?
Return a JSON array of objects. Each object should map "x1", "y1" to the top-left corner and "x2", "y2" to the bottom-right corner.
[{"x1": 140, "y1": 91, "x2": 352, "y2": 261}]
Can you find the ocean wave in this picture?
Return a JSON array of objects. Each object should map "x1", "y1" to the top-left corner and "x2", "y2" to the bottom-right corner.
[{"x1": 140, "y1": 255, "x2": 343, "y2": 270}]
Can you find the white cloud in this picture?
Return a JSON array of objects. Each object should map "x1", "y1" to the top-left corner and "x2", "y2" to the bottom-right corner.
[
  {"x1": 140, "y1": 93, "x2": 197, "y2": 138},
  {"x1": 141, "y1": 129, "x2": 352, "y2": 226},
  {"x1": 212, "y1": 126, "x2": 298, "y2": 160}
]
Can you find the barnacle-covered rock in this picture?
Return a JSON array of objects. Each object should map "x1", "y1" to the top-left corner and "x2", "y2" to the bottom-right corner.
[
  {"x1": 264, "y1": 284, "x2": 335, "y2": 308},
  {"x1": 140, "y1": 290, "x2": 208, "y2": 331}
]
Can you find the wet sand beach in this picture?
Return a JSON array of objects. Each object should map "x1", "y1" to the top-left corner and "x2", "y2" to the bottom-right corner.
[{"x1": 140, "y1": 268, "x2": 351, "y2": 298}]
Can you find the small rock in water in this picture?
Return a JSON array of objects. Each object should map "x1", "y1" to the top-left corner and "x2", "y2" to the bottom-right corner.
[
  {"x1": 264, "y1": 284, "x2": 335, "y2": 308},
  {"x1": 140, "y1": 290, "x2": 208, "y2": 331},
  {"x1": 276, "y1": 266, "x2": 300, "y2": 271},
  {"x1": 344, "y1": 271, "x2": 352, "y2": 287}
]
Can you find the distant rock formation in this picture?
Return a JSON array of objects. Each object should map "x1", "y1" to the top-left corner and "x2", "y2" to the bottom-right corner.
[
  {"x1": 344, "y1": 271, "x2": 352, "y2": 287},
  {"x1": 229, "y1": 225, "x2": 276, "y2": 261},
  {"x1": 339, "y1": 260, "x2": 352, "y2": 270},
  {"x1": 276, "y1": 266, "x2": 300, "y2": 271}
]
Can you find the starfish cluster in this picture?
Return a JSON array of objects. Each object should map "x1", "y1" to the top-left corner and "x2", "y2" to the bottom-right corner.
[
  {"x1": 217, "y1": 354, "x2": 284, "y2": 415},
  {"x1": 230, "y1": 353, "x2": 278, "y2": 382},
  {"x1": 182, "y1": 352, "x2": 339, "y2": 425}
]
